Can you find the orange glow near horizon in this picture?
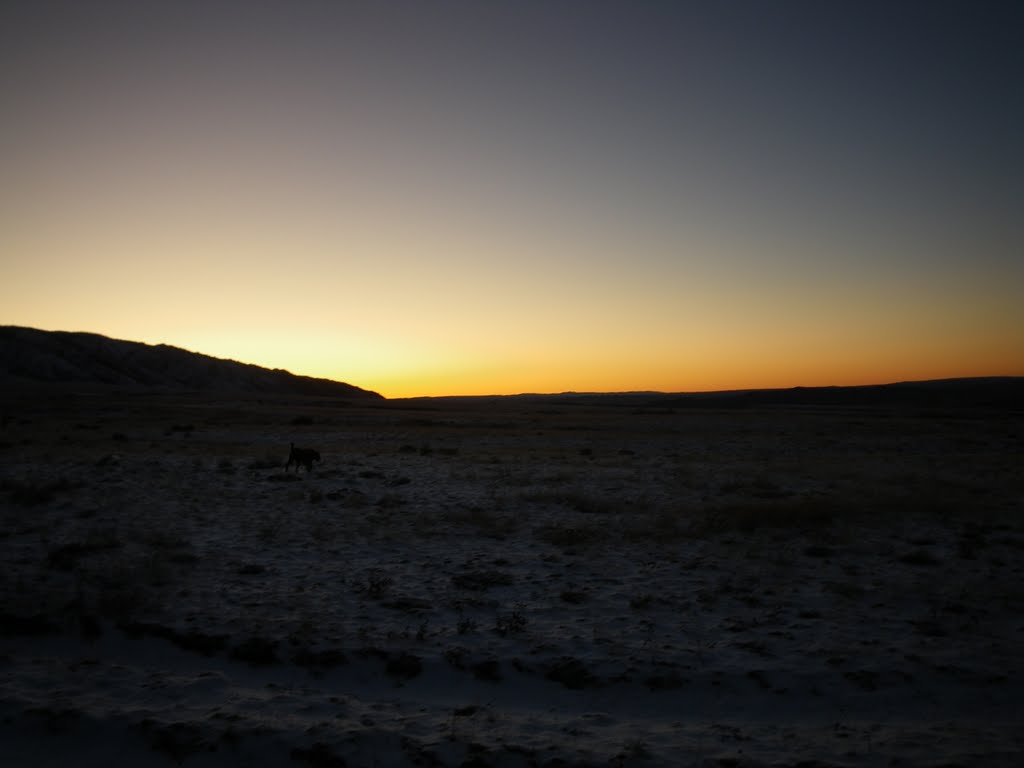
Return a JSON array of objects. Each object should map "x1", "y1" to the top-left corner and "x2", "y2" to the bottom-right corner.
[
  {"x1": 2, "y1": 4, "x2": 1022, "y2": 398},
  {"x1": 4, "y1": 185, "x2": 1021, "y2": 398},
  {"x1": 9, "y1": 304, "x2": 1022, "y2": 399}
]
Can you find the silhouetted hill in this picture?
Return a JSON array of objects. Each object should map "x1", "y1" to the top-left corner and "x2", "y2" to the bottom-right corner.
[{"x1": 0, "y1": 326, "x2": 383, "y2": 399}]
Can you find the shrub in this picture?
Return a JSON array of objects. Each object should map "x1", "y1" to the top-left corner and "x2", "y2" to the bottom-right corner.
[
  {"x1": 494, "y1": 610, "x2": 527, "y2": 636},
  {"x1": 545, "y1": 657, "x2": 597, "y2": 689},
  {"x1": 356, "y1": 569, "x2": 393, "y2": 599}
]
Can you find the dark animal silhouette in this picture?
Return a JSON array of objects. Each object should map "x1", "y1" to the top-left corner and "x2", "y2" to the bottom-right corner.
[{"x1": 285, "y1": 443, "x2": 320, "y2": 473}]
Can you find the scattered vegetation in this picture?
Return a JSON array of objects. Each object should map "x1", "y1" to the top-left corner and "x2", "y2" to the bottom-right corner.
[
  {"x1": 545, "y1": 657, "x2": 598, "y2": 689},
  {"x1": 2, "y1": 389, "x2": 1020, "y2": 764},
  {"x1": 355, "y1": 569, "x2": 394, "y2": 599},
  {"x1": 494, "y1": 609, "x2": 528, "y2": 637},
  {"x1": 457, "y1": 617, "x2": 479, "y2": 635}
]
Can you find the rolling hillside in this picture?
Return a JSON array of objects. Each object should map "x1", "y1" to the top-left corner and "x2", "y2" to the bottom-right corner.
[{"x1": 0, "y1": 326, "x2": 383, "y2": 399}]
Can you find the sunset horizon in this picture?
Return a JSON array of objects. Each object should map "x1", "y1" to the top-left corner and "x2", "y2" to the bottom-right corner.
[
  {"x1": 4, "y1": 2, "x2": 1022, "y2": 400},
  {"x1": 5, "y1": 322, "x2": 1021, "y2": 400},
  {"x1": 3, "y1": 5, "x2": 1021, "y2": 760}
]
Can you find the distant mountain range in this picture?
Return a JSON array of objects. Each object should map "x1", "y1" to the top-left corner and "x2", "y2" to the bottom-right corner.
[
  {"x1": 484, "y1": 378, "x2": 1023, "y2": 410},
  {"x1": 0, "y1": 326, "x2": 383, "y2": 399},
  {"x1": 418, "y1": 379, "x2": 1023, "y2": 411},
  {"x1": 660, "y1": 377, "x2": 1024, "y2": 410}
]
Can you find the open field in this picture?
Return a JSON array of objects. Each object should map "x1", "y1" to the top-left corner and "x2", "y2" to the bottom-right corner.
[{"x1": 1, "y1": 391, "x2": 1022, "y2": 766}]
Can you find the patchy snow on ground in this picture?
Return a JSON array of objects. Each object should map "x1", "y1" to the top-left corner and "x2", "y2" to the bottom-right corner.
[{"x1": 1, "y1": 393, "x2": 1022, "y2": 767}]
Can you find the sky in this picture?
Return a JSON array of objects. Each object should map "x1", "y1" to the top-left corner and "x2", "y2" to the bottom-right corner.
[{"x1": 2, "y1": 1, "x2": 1022, "y2": 398}]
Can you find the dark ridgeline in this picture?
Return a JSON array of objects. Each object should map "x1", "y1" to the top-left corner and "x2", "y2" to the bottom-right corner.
[
  {"x1": 0, "y1": 326, "x2": 383, "y2": 399},
  {"x1": 655, "y1": 378, "x2": 1024, "y2": 411},
  {"x1": 415, "y1": 380, "x2": 1024, "y2": 412}
]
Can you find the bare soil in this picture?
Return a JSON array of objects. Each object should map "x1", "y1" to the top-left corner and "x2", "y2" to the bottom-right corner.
[{"x1": 1, "y1": 391, "x2": 1022, "y2": 766}]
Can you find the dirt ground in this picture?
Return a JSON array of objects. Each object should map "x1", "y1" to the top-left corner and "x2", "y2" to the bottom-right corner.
[{"x1": 1, "y1": 390, "x2": 1022, "y2": 766}]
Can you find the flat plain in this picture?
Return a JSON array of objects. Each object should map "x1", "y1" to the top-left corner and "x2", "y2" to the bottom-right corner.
[{"x1": 1, "y1": 390, "x2": 1022, "y2": 767}]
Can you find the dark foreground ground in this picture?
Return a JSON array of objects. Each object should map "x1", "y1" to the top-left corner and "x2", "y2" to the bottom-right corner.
[{"x1": 1, "y1": 390, "x2": 1022, "y2": 766}]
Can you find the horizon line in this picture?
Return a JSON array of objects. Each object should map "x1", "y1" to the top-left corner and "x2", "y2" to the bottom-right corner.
[{"x1": 3, "y1": 324, "x2": 1021, "y2": 401}]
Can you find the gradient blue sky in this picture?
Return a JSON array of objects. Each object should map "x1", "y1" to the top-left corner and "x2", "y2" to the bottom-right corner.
[{"x1": 2, "y1": 1, "x2": 1022, "y2": 396}]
